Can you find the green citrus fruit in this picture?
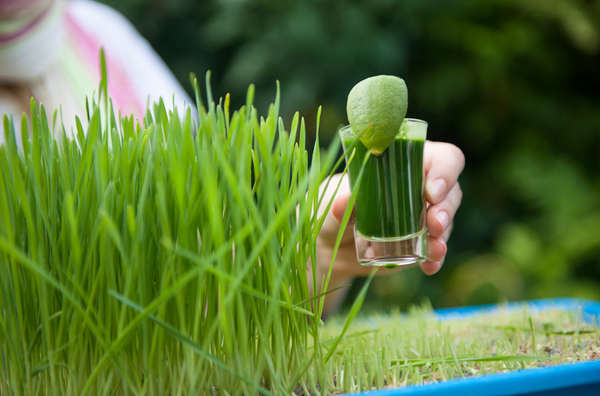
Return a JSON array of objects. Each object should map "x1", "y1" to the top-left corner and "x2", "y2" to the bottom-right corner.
[{"x1": 346, "y1": 75, "x2": 408, "y2": 155}]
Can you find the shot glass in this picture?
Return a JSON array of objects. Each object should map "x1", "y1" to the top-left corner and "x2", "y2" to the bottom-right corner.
[{"x1": 339, "y1": 119, "x2": 428, "y2": 268}]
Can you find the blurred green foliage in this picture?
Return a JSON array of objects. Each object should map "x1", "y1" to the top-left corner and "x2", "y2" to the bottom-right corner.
[{"x1": 99, "y1": 0, "x2": 600, "y2": 310}]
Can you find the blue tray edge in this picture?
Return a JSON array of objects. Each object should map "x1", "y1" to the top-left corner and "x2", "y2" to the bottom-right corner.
[
  {"x1": 363, "y1": 360, "x2": 600, "y2": 396},
  {"x1": 433, "y1": 297, "x2": 600, "y2": 323},
  {"x1": 354, "y1": 298, "x2": 600, "y2": 396}
]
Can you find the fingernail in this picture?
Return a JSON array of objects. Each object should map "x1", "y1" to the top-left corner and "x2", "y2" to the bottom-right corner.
[
  {"x1": 437, "y1": 211, "x2": 449, "y2": 232},
  {"x1": 427, "y1": 178, "x2": 447, "y2": 204}
]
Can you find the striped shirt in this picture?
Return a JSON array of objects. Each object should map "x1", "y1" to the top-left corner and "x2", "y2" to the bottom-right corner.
[{"x1": 0, "y1": 0, "x2": 192, "y2": 146}]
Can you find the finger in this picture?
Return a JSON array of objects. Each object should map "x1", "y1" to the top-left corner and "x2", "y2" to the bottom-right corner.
[
  {"x1": 419, "y1": 235, "x2": 447, "y2": 275},
  {"x1": 317, "y1": 174, "x2": 353, "y2": 243},
  {"x1": 441, "y1": 221, "x2": 453, "y2": 242},
  {"x1": 420, "y1": 258, "x2": 445, "y2": 276},
  {"x1": 427, "y1": 235, "x2": 447, "y2": 263},
  {"x1": 332, "y1": 191, "x2": 355, "y2": 226},
  {"x1": 426, "y1": 183, "x2": 463, "y2": 238},
  {"x1": 424, "y1": 142, "x2": 465, "y2": 204}
]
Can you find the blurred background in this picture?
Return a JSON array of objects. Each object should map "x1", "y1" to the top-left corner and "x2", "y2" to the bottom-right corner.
[{"x1": 98, "y1": 0, "x2": 600, "y2": 311}]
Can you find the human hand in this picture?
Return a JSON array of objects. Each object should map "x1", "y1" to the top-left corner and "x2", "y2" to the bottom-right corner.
[{"x1": 312, "y1": 141, "x2": 464, "y2": 313}]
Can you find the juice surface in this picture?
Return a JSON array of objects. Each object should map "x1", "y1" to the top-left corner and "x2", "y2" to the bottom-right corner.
[{"x1": 343, "y1": 134, "x2": 426, "y2": 239}]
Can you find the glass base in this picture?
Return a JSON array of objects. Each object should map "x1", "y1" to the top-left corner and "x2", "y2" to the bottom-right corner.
[{"x1": 354, "y1": 227, "x2": 428, "y2": 268}]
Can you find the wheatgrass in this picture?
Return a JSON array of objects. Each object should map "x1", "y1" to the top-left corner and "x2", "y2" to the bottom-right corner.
[
  {"x1": 0, "y1": 62, "x2": 364, "y2": 395},
  {"x1": 319, "y1": 304, "x2": 599, "y2": 394}
]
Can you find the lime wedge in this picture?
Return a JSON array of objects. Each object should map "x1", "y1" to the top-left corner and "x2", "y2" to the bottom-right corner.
[{"x1": 346, "y1": 75, "x2": 408, "y2": 155}]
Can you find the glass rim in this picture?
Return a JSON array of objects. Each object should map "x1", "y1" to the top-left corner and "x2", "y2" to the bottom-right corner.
[
  {"x1": 338, "y1": 118, "x2": 428, "y2": 137},
  {"x1": 404, "y1": 118, "x2": 428, "y2": 126}
]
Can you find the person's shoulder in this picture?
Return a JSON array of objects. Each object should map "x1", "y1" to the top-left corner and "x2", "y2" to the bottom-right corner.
[
  {"x1": 66, "y1": 0, "x2": 195, "y2": 119},
  {"x1": 66, "y1": 0, "x2": 142, "y2": 42}
]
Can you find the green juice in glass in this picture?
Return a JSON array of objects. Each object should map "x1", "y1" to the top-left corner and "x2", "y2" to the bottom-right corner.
[{"x1": 340, "y1": 119, "x2": 428, "y2": 266}]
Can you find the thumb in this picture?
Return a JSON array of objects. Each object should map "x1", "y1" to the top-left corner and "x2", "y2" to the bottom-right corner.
[{"x1": 331, "y1": 191, "x2": 354, "y2": 226}]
